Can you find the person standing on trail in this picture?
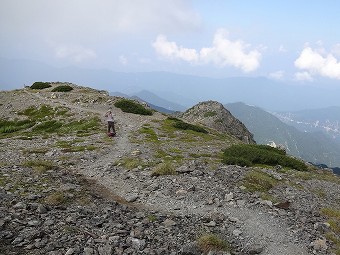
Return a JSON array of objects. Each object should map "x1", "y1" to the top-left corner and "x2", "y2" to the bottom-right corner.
[{"x1": 105, "y1": 109, "x2": 116, "y2": 136}]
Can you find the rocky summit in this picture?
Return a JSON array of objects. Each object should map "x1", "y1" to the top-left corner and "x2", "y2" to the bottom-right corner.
[
  {"x1": 1, "y1": 82, "x2": 340, "y2": 255},
  {"x1": 179, "y1": 101, "x2": 255, "y2": 144}
]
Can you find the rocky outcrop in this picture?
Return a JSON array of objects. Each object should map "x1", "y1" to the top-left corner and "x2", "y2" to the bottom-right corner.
[{"x1": 179, "y1": 101, "x2": 256, "y2": 144}]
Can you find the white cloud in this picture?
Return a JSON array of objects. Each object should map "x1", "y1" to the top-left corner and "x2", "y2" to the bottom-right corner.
[
  {"x1": 152, "y1": 29, "x2": 262, "y2": 72},
  {"x1": 269, "y1": 70, "x2": 285, "y2": 80},
  {"x1": 152, "y1": 35, "x2": 198, "y2": 62},
  {"x1": 294, "y1": 71, "x2": 313, "y2": 81},
  {"x1": 294, "y1": 46, "x2": 340, "y2": 80},
  {"x1": 54, "y1": 45, "x2": 97, "y2": 63}
]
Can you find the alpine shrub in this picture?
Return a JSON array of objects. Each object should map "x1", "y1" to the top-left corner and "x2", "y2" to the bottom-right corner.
[
  {"x1": 168, "y1": 117, "x2": 208, "y2": 134},
  {"x1": 30, "y1": 82, "x2": 51, "y2": 90},
  {"x1": 114, "y1": 99, "x2": 153, "y2": 115},
  {"x1": 51, "y1": 85, "x2": 73, "y2": 92},
  {"x1": 222, "y1": 144, "x2": 307, "y2": 171}
]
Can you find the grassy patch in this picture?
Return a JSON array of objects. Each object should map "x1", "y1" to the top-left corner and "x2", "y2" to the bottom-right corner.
[
  {"x1": 44, "y1": 192, "x2": 67, "y2": 206},
  {"x1": 18, "y1": 105, "x2": 56, "y2": 120},
  {"x1": 55, "y1": 139, "x2": 96, "y2": 152},
  {"x1": 222, "y1": 144, "x2": 308, "y2": 171},
  {"x1": 32, "y1": 120, "x2": 63, "y2": 133},
  {"x1": 0, "y1": 119, "x2": 35, "y2": 134},
  {"x1": 139, "y1": 126, "x2": 159, "y2": 142},
  {"x1": 171, "y1": 118, "x2": 208, "y2": 134},
  {"x1": 321, "y1": 208, "x2": 340, "y2": 254},
  {"x1": 22, "y1": 159, "x2": 56, "y2": 173},
  {"x1": 243, "y1": 170, "x2": 279, "y2": 193},
  {"x1": 151, "y1": 161, "x2": 177, "y2": 176},
  {"x1": 197, "y1": 234, "x2": 230, "y2": 254}
]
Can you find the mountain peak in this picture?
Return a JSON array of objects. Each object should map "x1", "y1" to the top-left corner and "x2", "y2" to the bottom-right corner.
[{"x1": 179, "y1": 100, "x2": 255, "y2": 144}]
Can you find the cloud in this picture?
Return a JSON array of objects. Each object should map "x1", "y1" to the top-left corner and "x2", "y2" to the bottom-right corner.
[
  {"x1": 294, "y1": 71, "x2": 313, "y2": 81},
  {"x1": 152, "y1": 35, "x2": 198, "y2": 62},
  {"x1": 0, "y1": 0, "x2": 201, "y2": 42},
  {"x1": 294, "y1": 46, "x2": 340, "y2": 80},
  {"x1": 54, "y1": 44, "x2": 97, "y2": 63},
  {"x1": 152, "y1": 29, "x2": 262, "y2": 72},
  {"x1": 269, "y1": 70, "x2": 285, "y2": 80}
]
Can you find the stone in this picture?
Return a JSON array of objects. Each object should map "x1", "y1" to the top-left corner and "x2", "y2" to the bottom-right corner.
[
  {"x1": 225, "y1": 192, "x2": 234, "y2": 202},
  {"x1": 204, "y1": 221, "x2": 217, "y2": 227},
  {"x1": 65, "y1": 248, "x2": 75, "y2": 255},
  {"x1": 179, "y1": 241, "x2": 201, "y2": 255},
  {"x1": 98, "y1": 244, "x2": 112, "y2": 255},
  {"x1": 310, "y1": 238, "x2": 327, "y2": 251},
  {"x1": 232, "y1": 229, "x2": 242, "y2": 237},
  {"x1": 246, "y1": 244, "x2": 264, "y2": 254},
  {"x1": 163, "y1": 219, "x2": 177, "y2": 227}
]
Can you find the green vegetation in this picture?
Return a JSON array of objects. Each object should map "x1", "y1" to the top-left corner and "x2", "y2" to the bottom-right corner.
[
  {"x1": 30, "y1": 82, "x2": 51, "y2": 90},
  {"x1": 51, "y1": 85, "x2": 74, "y2": 92},
  {"x1": 55, "y1": 139, "x2": 97, "y2": 152},
  {"x1": 18, "y1": 105, "x2": 67, "y2": 120},
  {"x1": 32, "y1": 120, "x2": 63, "y2": 133},
  {"x1": 321, "y1": 208, "x2": 340, "y2": 254},
  {"x1": 44, "y1": 191, "x2": 67, "y2": 206},
  {"x1": 22, "y1": 159, "x2": 56, "y2": 173},
  {"x1": 0, "y1": 119, "x2": 35, "y2": 134},
  {"x1": 222, "y1": 144, "x2": 308, "y2": 171},
  {"x1": 243, "y1": 170, "x2": 279, "y2": 192},
  {"x1": 151, "y1": 161, "x2": 177, "y2": 176},
  {"x1": 115, "y1": 157, "x2": 141, "y2": 170},
  {"x1": 197, "y1": 234, "x2": 230, "y2": 253},
  {"x1": 168, "y1": 117, "x2": 208, "y2": 134},
  {"x1": 114, "y1": 99, "x2": 153, "y2": 115},
  {"x1": 1, "y1": 105, "x2": 100, "y2": 137},
  {"x1": 139, "y1": 126, "x2": 158, "y2": 142}
]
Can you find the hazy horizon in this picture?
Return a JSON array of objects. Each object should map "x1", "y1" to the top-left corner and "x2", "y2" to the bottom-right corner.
[{"x1": 1, "y1": 1, "x2": 340, "y2": 111}]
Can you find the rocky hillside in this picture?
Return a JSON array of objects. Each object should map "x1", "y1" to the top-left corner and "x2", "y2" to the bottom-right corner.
[
  {"x1": 179, "y1": 101, "x2": 255, "y2": 144},
  {"x1": 1, "y1": 83, "x2": 340, "y2": 255}
]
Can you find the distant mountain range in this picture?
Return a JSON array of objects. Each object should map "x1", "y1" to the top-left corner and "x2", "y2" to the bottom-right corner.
[
  {"x1": 2, "y1": 57, "x2": 340, "y2": 112},
  {"x1": 225, "y1": 102, "x2": 340, "y2": 168},
  {"x1": 273, "y1": 106, "x2": 340, "y2": 143}
]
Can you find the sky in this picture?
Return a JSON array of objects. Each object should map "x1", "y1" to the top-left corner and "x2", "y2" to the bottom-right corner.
[{"x1": 1, "y1": 0, "x2": 340, "y2": 83}]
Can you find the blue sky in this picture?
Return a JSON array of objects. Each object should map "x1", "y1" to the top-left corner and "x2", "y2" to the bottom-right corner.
[{"x1": 1, "y1": 0, "x2": 340, "y2": 82}]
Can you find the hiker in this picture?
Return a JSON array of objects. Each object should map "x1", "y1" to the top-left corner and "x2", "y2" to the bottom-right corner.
[{"x1": 105, "y1": 109, "x2": 116, "y2": 136}]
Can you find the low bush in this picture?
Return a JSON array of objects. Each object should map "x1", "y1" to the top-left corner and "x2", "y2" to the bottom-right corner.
[
  {"x1": 51, "y1": 85, "x2": 73, "y2": 92},
  {"x1": 114, "y1": 99, "x2": 153, "y2": 115},
  {"x1": 32, "y1": 120, "x2": 63, "y2": 133},
  {"x1": 222, "y1": 144, "x2": 308, "y2": 171},
  {"x1": 18, "y1": 105, "x2": 56, "y2": 120},
  {"x1": 0, "y1": 119, "x2": 35, "y2": 134},
  {"x1": 168, "y1": 117, "x2": 208, "y2": 134},
  {"x1": 30, "y1": 82, "x2": 51, "y2": 90}
]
